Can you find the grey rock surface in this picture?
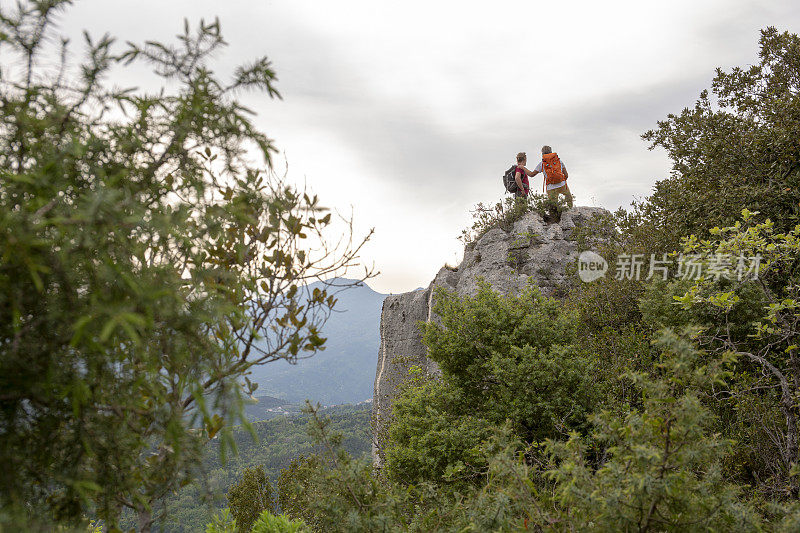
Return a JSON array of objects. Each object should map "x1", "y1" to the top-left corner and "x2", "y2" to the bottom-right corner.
[{"x1": 371, "y1": 205, "x2": 610, "y2": 466}]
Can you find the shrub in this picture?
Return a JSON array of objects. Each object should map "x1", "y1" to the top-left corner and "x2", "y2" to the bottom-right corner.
[
  {"x1": 460, "y1": 196, "x2": 532, "y2": 245},
  {"x1": 205, "y1": 509, "x2": 236, "y2": 533},
  {"x1": 250, "y1": 510, "x2": 308, "y2": 533},
  {"x1": 547, "y1": 330, "x2": 761, "y2": 531},
  {"x1": 383, "y1": 281, "x2": 597, "y2": 488}
]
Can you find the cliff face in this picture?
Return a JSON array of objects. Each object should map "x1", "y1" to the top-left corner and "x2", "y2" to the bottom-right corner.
[{"x1": 372, "y1": 206, "x2": 609, "y2": 466}]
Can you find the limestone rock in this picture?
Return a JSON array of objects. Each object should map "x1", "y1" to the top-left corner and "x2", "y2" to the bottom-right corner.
[{"x1": 371, "y1": 206, "x2": 609, "y2": 466}]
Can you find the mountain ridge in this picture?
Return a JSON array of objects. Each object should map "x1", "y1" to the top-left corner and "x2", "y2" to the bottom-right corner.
[{"x1": 249, "y1": 277, "x2": 387, "y2": 405}]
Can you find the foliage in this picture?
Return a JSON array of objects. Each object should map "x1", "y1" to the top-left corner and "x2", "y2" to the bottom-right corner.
[
  {"x1": 671, "y1": 211, "x2": 800, "y2": 494},
  {"x1": 276, "y1": 455, "x2": 324, "y2": 529},
  {"x1": 276, "y1": 406, "x2": 545, "y2": 531},
  {"x1": 381, "y1": 282, "x2": 596, "y2": 488},
  {"x1": 573, "y1": 323, "x2": 655, "y2": 417},
  {"x1": 0, "y1": 2, "x2": 371, "y2": 530},
  {"x1": 422, "y1": 282, "x2": 593, "y2": 436},
  {"x1": 528, "y1": 192, "x2": 572, "y2": 223},
  {"x1": 460, "y1": 193, "x2": 576, "y2": 246},
  {"x1": 276, "y1": 286, "x2": 800, "y2": 531},
  {"x1": 277, "y1": 405, "x2": 413, "y2": 532},
  {"x1": 250, "y1": 510, "x2": 309, "y2": 533},
  {"x1": 134, "y1": 403, "x2": 371, "y2": 532},
  {"x1": 548, "y1": 329, "x2": 761, "y2": 531},
  {"x1": 631, "y1": 27, "x2": 800, "y2": 253},
  {"x1": 570, "y1": 209, "x2": 623, "y2": 252},
  {"x1": 459, "y1": 196, "x2": 532, "y2": 245},
  {"x1": 205, "y1": 509, "x2": 237, "y2": 533},
  {"x1": 227, "y1": 466, "x2": 274, "y2": 533},
  {"x1": 276, "y1": 279, "x2": 800, "y2": 531},
  {"x1": 276, "y1": 333, "x2": 770, "y2": 532},
  {"x1": 383, "y1": 378, "x2": 495, "y2": 487},
  {"x1": 569, "y1": 274, "x2": 645, "y2": 333}
]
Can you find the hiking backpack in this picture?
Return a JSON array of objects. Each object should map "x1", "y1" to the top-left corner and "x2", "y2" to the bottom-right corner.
[
  {"x1": 503, "y1": 166, "x2": 519, "y2": 193},
  {"x1": 541, "y1": 153, "x2": 565, "y2": 186}
]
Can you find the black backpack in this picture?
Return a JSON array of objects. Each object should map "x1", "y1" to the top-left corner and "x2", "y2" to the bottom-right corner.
[{"x1": 503, "y1": 166, "x2": 519, "y2": 193}]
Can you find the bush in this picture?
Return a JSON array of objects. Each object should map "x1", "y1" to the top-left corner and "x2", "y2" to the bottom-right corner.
[
  {"x1": 383, "y1": 282, "x2": 597, "y2": 488},
  {"x1": 205, "y1": 509, "x2": 236, "y2": 533},
  {"x1": 422, "y1": 282, "x2": 595, "y2": 436},
  {"x1": 547, "y1": 330, "x2": 761, "y2": 531},
  {"x1": 0, "y1": 2, "x2": 371, "y2": 529},
  {"x1": 460, "y1": 196, "x2": 532, "y2": 245},
  {"x1": 250, "y1": 510, "x2": 308, "y2": 533},
  {"x1": 384, "y1": 378, "x2": 495, "y2": 487},
  {"x1": 528, "y1": 192, "x2": 571, "y2": 223}
]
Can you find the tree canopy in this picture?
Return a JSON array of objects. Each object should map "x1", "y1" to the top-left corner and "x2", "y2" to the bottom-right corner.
[{"x1": 628, "y1": 27, "x2": 800, "y2": 252}]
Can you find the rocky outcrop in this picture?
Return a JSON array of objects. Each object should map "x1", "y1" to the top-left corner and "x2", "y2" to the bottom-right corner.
[{"x1": 371, "y1": 206, "x2": 609, "y2": 466}]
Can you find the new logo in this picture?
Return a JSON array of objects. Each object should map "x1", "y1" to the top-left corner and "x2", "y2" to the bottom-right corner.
[{"x1": 578, "y1": 251, "x2": 608, "y2": 282}]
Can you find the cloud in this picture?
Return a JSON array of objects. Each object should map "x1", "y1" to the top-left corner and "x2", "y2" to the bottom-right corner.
[{"x1": 38, "y1": 0, "x2": 800, "y2": 292}]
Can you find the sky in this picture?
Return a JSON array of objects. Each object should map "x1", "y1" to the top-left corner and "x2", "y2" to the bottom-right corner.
[{"x1": 33, "y1": 0, "x2": 800, "y2": 293}]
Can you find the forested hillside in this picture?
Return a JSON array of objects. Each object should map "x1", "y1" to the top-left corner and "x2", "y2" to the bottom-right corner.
[{"x1": 125, "y1": 404, "x2": 371, "y2": 532}]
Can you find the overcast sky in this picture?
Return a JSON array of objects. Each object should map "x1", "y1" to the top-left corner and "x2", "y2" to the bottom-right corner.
[{"x1": 43, "y1": 0, "x2": 800, "y2": 293}]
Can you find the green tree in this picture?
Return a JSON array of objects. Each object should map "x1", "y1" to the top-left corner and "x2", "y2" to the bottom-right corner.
[
  {"x1": 629, "y1": 27, "x2": 800, "y2": 253},
  {"x1": 420, "y1": 281, "x2": 594, "y2": 442},
  {"x1": 669, "y1": 210, "x2": 800, "y2": 493},
  {"x1": 277, "y1": 405, "x2": 411, "y2": 533},
  {"x1": 384, "y1": 376, "x2": 495, "y2": 487},
  {"x1": 382, "y1": 281, "x2": 596, "y2": 487},
  {"x1": 548, "y1": 330, "x2": 761, "y2": 532},
  {"x1": 205, "y1": 509, "x2": 237, "y2": 533},
  {"x1": 276, "y1": 456, "x2": 322, "y2": 529},
  {"x1": 0, "y1": 2, "x2": 371, "y2": 530},
  {"x1": 227, "y1": 466, "x2": 274, "y2": 533}
]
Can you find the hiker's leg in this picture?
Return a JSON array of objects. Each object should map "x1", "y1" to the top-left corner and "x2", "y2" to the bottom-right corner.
[
  {"x1": 547, "y1": 188, "x2": 559, "y2": 202},
  {"x1": 563, "y1": 184, "x2": 573, "y2": 207}
]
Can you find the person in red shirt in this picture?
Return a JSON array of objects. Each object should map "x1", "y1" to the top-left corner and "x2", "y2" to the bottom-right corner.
[{"x1": 513, "y1": 152, "x2": 536, "y2": 197}]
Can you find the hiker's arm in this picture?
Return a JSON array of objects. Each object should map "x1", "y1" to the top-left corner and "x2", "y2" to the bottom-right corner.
[{"x1": 523, "y1": 166, "x2": 537, "y2": 177}]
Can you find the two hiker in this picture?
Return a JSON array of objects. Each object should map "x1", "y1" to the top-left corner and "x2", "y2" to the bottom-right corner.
[{"x1": 506, "y1": 146, "x2": 573, "y2": 208}]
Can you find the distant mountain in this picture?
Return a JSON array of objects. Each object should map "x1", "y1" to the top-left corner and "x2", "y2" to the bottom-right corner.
[
  {"x1": 241, "y1": 395, "x2": 292, "y2": 421},
  {"x1": 247, "y1": 278, "x2": 386, "y2": 405}
]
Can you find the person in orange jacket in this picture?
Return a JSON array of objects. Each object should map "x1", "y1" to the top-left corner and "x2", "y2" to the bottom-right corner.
[{"x1": 529, "y1": 145, "x2": 573, "y2": 207}]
